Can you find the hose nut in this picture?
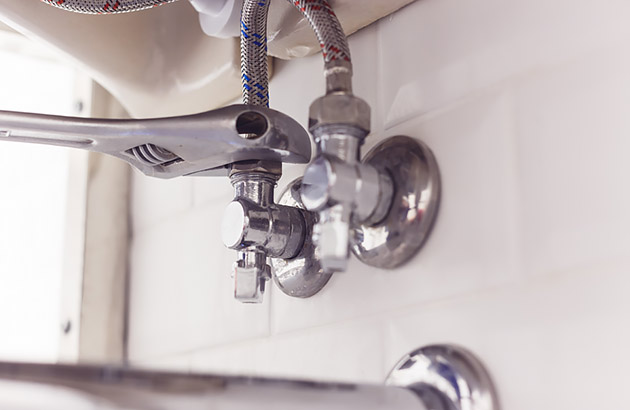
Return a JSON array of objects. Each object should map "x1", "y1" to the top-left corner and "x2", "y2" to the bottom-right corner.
[
  {"x1": 229, "y1": 160, "x2": 282, "y2": 177},
  {"x1": 308, "y1": 93, "x2": 371, "y2": 137}
]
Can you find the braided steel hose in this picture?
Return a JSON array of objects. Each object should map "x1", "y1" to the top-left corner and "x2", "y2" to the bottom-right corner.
[
  {"x1": 240, "y1": 0, "x2": 271, "y2": 106},
  {"x1": 288, "y1": 0, "x2": 353, "y2": 94},
  {"x1": 288, "y1": 0, "x2": 351, "y2": 65},
  {"x1": 40, "y1": 0, "x2": 177, "y2": 14}
]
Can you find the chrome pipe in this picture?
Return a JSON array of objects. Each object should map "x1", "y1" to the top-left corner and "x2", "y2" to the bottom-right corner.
[
  {"x1": 0, "y1": 345, "x2": 498, "y2": 410},
  {"x1": 0, "y1": 362, "x2": 423, "y2": 410}
]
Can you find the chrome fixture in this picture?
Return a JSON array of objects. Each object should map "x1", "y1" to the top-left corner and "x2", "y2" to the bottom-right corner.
[
  {"x1": 233, "y1": 0, "x2": 441, "y2": 298},
  {"x1": 387, "y1": 344, "x2": 498, "y2": 410},
  {"x1": 237, "y1": 0, "x2": 441, "y2": 276},
  {"x1": 0, "y1": 344, "x2": 499, "y2": 410},
  {"x1": 300, "y1": 93, "x2": 394, "y2": 272},
  {"x1": 297, "y1": 66, "x2": 441, "y2": 275},
  {"x1": 271, "y1": 136, "x2": 441, "y2": 297},
  {"x1": 281, "y1": 135, "x2": 440, "y2": 292},
  {"x1": 234, "y1": 0, "x2": 441, "y2": 298},
  {"x1": 0, "y1": 105, "x2": 313, "y2": 303},
  {"x1": 222, "y1": 161, "x2": 308, "y2": 302}
]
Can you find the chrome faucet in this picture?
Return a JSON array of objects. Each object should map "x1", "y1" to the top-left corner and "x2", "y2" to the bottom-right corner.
[{"x1": 0, "y1": 104, "x2": 312, "y2": 303}]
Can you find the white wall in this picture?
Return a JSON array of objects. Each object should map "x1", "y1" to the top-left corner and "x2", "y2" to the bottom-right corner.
[
  {"x1": 0, "y1": 32, "x2": 82, "y2": 363},
  {"x1": 128, "y1": 1, "x2": 630, "y2": 408}
]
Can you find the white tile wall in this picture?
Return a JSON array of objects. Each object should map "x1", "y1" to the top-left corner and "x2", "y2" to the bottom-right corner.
[
  {"x1": 128, "y1": 201, "x2": 270, "y2": 361},
  {"x1": 131, "y1": 175, "x2": 194, "y2": 234},
  {"x1": 269, "y1": 86, "x2": 523, "y2": 335},
  {"x1": 128, "y1": 1, "x2": 630, "y2": 408},
  {"x1": 512, "y1": 46, "x2": 630, "y2": 277}
]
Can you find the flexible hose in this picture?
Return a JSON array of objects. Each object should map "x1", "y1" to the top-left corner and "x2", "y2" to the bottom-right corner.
[
  {"x1": 240, "y1": 0, "x2": 271, "y2": 106},
  {"x1": 287, "y1": 0, "x2": 353, "y2": 93},
  {"x1": 288, "y1": 0, "x2": 351, "y2": 65},
  {"x1": 40, "y1": 0, "x2": 177, "y2": 14}
]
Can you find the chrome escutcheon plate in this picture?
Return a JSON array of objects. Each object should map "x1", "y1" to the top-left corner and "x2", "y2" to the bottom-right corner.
[{"x1": 352, "y1": 136, "x2": 441, "y2": 269}]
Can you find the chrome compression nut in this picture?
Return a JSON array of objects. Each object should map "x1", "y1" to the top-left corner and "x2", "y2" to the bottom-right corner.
[
  {"x1": 229, "y1": 160, "x2": 282, "y2": 177},
  {"x1": 308, "y1": 93, "x2": 371, "y2": 136}
]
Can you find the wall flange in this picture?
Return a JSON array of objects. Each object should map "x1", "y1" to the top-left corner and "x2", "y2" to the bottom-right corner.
[
  {"x1": 386, "y1": 344, "x2": 499, "y2": 410},
  {"x1": 271, "y1": 178, "x2": 333, "y2": 298},
  {"x1": 352, "y1": 136, "x2": 440, "y2": 269}
]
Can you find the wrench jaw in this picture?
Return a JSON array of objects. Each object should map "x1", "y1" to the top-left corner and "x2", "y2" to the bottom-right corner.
[{"x1": 117, "y1": 107, "x2": 312, "y2": 178}]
